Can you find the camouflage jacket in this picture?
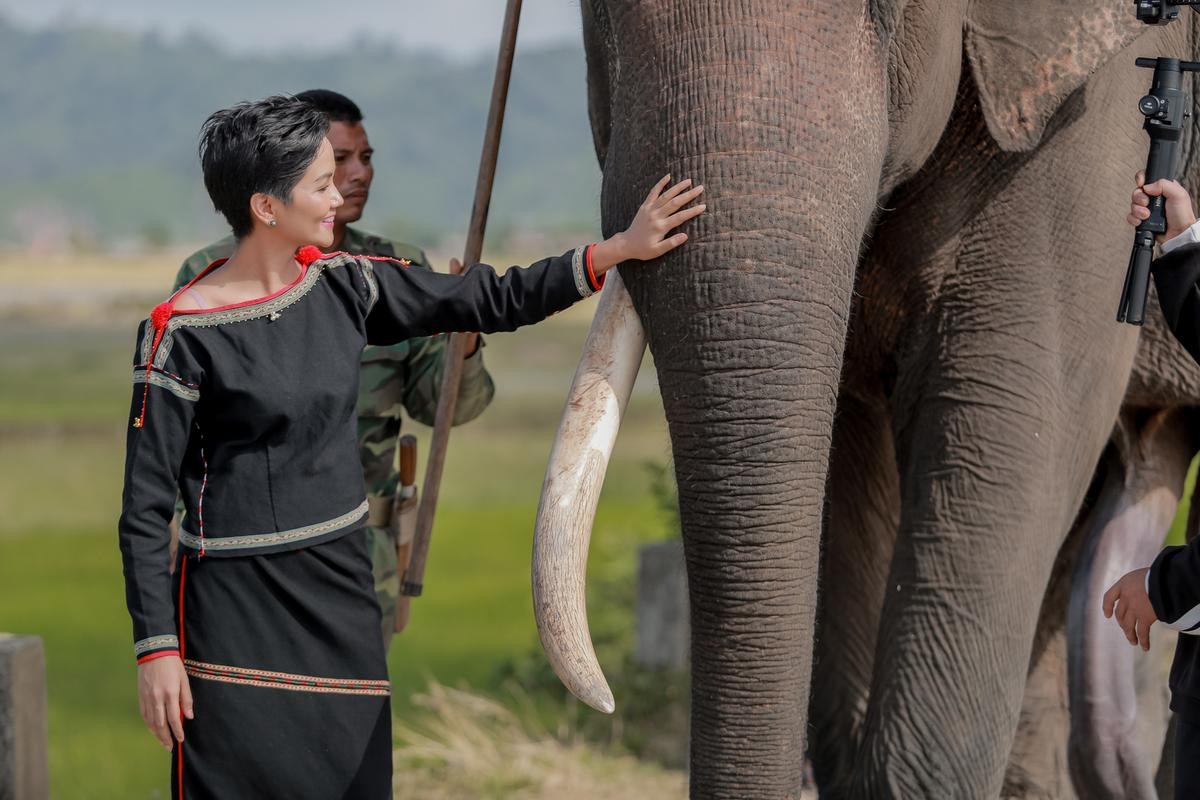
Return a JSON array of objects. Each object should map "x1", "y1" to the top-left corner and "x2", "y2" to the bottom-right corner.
[{"x1": 173, "y1": 226, "x2": 496, "y2": 508}]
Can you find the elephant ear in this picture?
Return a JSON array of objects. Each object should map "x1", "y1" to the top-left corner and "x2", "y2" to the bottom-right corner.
[{"x1": 964, "y1": 1, "x2": 1143, "y2": 152}]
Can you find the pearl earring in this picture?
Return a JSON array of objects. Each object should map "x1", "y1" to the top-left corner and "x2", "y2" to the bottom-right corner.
[{"x1": 268, "y1": 219, "x2": 278, "y2": 227}]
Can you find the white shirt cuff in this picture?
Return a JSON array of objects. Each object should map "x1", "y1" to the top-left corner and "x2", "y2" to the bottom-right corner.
[{"x1": 1161, "y1": 219, "x2": 1200, "y2": 254}]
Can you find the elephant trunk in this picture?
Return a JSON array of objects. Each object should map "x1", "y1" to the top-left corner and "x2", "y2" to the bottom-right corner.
[
  {"x1": 537, "y1": 2, "x2": 895, "y2": 795},
  {"x1": 1067, "y1": 409, "x2": 1196, "y2": 799}
]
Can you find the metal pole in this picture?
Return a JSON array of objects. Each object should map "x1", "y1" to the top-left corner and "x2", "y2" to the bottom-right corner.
[{"x1": 402, "y1": 0, "x2": 523, "y2": 597}]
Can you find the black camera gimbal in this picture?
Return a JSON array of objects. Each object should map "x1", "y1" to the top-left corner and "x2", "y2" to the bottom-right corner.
[
  {"x1": 1117, "y1": 56, "x2": 1200, "y2": 324},
  {"x1": 1118, "y1": 1, "x2": 1200, "y2": 324}
]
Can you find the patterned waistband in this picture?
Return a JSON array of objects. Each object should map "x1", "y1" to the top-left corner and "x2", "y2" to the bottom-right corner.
[
  {"x1": 179, "y1": 499, "x2": 369, "y2": 553},
  {"x1": 184, "y1": 659, "x2": 390, "y2": 696}
]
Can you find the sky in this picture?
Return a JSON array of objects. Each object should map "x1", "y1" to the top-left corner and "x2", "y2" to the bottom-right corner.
[{"x1": 0, "y1": 0, "x2": 583, "y2": 60}]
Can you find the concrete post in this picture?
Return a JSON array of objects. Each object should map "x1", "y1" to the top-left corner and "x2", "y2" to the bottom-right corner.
[
  {"x1": 0, "y1": 634, "x2": 48, "y2": 800},
  {"x1": 634, "y1": 540, "x2": 690, "y2": 669}
]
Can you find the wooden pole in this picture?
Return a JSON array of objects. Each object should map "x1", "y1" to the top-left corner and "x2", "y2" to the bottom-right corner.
[
  {"x1": 393, "y1": 435, "x2": 417, "y2": 631},
  {"x1": 402, "y1": 0, "x2": 523, "y2": 598}
]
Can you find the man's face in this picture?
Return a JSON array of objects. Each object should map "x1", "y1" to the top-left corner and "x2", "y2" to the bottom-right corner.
[{"x1": 327, "y1": 120, "x2": 374, "y2": 225}]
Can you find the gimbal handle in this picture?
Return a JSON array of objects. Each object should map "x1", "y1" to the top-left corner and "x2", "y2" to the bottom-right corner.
[{"x1": 1118, "y1": 57, "x2": 1198, "y2": 324}]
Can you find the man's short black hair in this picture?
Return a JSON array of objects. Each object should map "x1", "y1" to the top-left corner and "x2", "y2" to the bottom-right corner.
[
  {"x1": 198, "y1": 95, "x2": 330, "y2": 239},
  {"x1": 295, "y1": 89, "x2": 364, "y2": 124}
]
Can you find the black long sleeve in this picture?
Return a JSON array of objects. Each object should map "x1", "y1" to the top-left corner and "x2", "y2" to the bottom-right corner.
[
  {"x1": 118, "y1": 320, "x2": 202, "y2": 663},
  {"x1": 356, "y1": 245, "x2": 602, "y2": 346}
]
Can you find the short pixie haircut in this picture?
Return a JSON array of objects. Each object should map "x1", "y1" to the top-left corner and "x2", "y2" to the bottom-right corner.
[{"x1": 198, "y1": 95, "x2": 330, "y2": 239}]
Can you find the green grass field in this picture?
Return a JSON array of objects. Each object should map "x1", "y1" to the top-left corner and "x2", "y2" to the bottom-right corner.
[{"x1": 0, "y1": 253, "x2": 676, "y2": 797}]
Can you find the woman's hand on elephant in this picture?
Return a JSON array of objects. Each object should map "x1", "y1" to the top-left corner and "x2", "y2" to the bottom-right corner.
[
  {"x1": 1130, "y1": 171, "x2": 1197, "y2": 243},
  {"x1": 137, "y1": 655, "x2": 194, "y2": 750},
  {"x1": 590, "y1": 174, "x2": 705, "y2": 274},
  {"x1": 1102, "y1": 567, "x2": 1157, "y2": 651}
]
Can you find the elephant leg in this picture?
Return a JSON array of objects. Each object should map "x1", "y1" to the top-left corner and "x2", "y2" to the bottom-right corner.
[
  {"x1": 852, "y1": 344, "x2": 1128, "y2": 796},
  {"x1": 809, "y1": 386, "x2": 899, "y2": 793},
  {"x1": 854, "y1": 310, "x2": 1137, "y2": 797},
  {"x1": 1003, "y1": 442, "x2": 1123, "y2": 799},
  {"x1": 1003, "y1": 512, "x2": 1092, "y2": 800},
  {"x1": 1067, "y1": 409, "x2": 1197, "y2": 800},
  {"x1": 844, "y1": 40, "x2": 1151, "y2": 795},
  {"x1": 1006, "y1": 623, "x2": 1075, "y2": 799}
]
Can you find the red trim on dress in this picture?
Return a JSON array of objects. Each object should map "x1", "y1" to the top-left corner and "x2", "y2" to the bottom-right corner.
[
  {"x1": 177, "y1": 555, "x2": 188, "y2": 800},
  {"x1": 133, "y1": 249, "x2": 315, "y2": 428},
  {"x1": 584, "y1": 243, "x2": 605, "y2": 292},
  {"x1": 136, "y1": 649, "x2": 180, "y2": 665},
  {"x1": 196, "y1": 439, "x2": 208, "y2": 558},
  {"x1": 170, "y1": 259, "x2": 310, "y2": 315},
  {"x1": 325, "y1": 250, "x2": 414, "y2": 267}
]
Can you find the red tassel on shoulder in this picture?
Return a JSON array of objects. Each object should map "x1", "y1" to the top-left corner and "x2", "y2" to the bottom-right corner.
[
  {"x1": 296, "y1": 245, "x2": 324, "y2": 267},
  {"x1": 150, "y1": 301, "x2": 174, "y2": 331},
  {"x1": 133, "y1": 301, "x2": 175, "y2": 428}
]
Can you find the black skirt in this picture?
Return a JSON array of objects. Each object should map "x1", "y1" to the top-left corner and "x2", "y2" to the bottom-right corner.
[{"x1": 169, "y1": 529, "x2": 392, "y2": 799}]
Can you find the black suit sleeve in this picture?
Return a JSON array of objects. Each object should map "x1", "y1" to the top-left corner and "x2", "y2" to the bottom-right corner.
[
  {"x1": 1152, "y1": 242, "x2": 1200, "y2": 363},
  {"x1": 1148, "y1": 544, "x2": 1200, "y2": 633},
  {"x1": 1146, "y1": 243, "x2": 1200, "y2": 631},
  {"x1": 357, "y1": 245, "x2": 602, "y2": 346}
]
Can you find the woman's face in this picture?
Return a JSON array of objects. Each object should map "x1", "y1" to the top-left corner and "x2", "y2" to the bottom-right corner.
[{"x1": 275, "y1": 137, "x2": 344, "y2": 249}]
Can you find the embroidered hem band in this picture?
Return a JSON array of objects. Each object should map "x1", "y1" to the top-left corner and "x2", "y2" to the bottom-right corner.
[
  {"x1": 178, "y1": 498, "x2": 369, "y2": 552},
  {"x1": 184, "y1": 659, "x2": 391, "y2": 696}
]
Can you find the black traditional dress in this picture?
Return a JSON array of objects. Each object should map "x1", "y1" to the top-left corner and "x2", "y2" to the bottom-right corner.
[{"x1": 118, "y1": 244, "x2": 603, "y2": 798}]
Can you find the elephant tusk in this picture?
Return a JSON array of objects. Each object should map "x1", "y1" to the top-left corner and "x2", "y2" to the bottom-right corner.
[{"x1": 533, "y1": 268, "x2": 646, "y2": 714}]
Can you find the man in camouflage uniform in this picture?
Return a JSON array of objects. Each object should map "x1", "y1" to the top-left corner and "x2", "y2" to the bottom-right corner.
[{"x1": 172, "y1": 89, "x2": 494, "y2": 652}]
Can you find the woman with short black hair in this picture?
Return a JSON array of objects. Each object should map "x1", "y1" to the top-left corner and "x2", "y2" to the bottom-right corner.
[{"x1": 119, "y1": 94, "x2": 705, "y2": 797}]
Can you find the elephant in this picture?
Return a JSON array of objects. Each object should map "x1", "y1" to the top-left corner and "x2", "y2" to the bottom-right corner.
[{"x1": 531, "y1": 3, "x2": 1200, "y2": 798}]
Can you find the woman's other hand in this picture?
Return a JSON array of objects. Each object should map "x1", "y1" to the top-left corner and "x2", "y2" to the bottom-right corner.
[
  {"x1": 591, "y1": 174, "x2": 705, "y2": 274},
  {"x1": 138, "y1": 655, "x2": 194, "y2": 750},
  {"x1": 1130, "y1": 171, "x2": 1197, "y2": 242}
]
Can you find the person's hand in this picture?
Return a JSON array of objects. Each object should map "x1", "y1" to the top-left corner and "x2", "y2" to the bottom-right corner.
[
  {"x1": 1102, "y1": 567, "x2": 1157, "y2": 651},
  {"x1": 591, "y1": 174, "x2": 706, "y2": 274},
  {"x1": 1130, "y1": 171, "x2": 1197, "y2": 243},
  {"x1": 449, "y1": 257, "x2": 480, "y2": 356},
  {"x1": 137, "y1": 655, "x2": 193, "y2": 750}
]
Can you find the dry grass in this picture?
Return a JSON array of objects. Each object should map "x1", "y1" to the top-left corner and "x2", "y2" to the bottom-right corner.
[{"x1": 392, "y1": 683, "x2": 687, "y2": 799}]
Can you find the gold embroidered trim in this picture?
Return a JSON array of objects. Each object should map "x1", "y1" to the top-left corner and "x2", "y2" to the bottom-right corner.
[
  {"x1": 357, "y1": 260, "x2": 379, "y2": 312},
  {"x1": 134, "y1": 635, "x2": 179, "y2": 656},
  {"x1": 153, "y1": 255, "x2": 360, "y2": 369},
  {"x1": 139, "y1": 322, "x2": 156, "y2": 365},
  {"x1": 178, "y1": 498, "x2": 369, "y2": 552},
  {"x1": 184, "y1": 659, "x2": 391, "y2": 696},
  {"x1": 570, "y1": 245, "x2": 593, "y2": 298},
  {"x1": 132, "y1": 369, "x2": 200, "y2": 401}
]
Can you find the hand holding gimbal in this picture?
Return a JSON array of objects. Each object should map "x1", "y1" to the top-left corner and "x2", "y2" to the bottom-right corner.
[{"x1": 1117, "y1": 56, "x2": 1200, "y2": 324}]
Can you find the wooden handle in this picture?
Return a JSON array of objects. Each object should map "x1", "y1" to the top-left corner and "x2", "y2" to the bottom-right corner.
[
  {"x1": 405, "y1": 0, "x2": 523, "y2": 598},
  {"x1": 399, "y1": 435, "x2": 417, "y2": 487}
]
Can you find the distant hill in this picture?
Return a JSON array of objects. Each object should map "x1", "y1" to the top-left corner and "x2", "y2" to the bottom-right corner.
[{"x1": 0, "y1": 17, "x2": 602, "y2": 249}]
